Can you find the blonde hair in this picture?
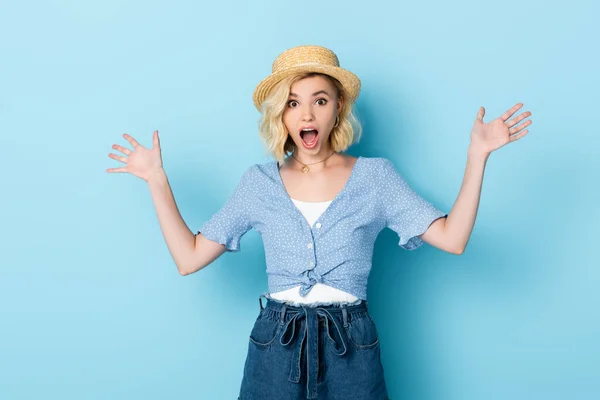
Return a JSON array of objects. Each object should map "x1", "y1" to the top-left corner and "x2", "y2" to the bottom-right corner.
[{"x1": 258, "y1": 72, "x2": 362, "y2": 163}]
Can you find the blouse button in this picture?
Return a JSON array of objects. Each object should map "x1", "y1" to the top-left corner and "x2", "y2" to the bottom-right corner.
[
  {"x1": 308, "y1": 261, "x2": 314, "y2": 269},
  {"x1": 307, "y1": 243, "x2": 313, "y2": 249},
  {"x1": 315, "y1": 222, "x2": 322, "y2": 229}
]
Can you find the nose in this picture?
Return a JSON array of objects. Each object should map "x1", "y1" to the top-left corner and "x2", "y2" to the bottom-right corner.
[{"x1": 300, "y1": 103, "x2": 315, "y2": 121}]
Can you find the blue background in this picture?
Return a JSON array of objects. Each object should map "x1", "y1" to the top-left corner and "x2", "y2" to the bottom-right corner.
[{"x1": 1, "y1": 0, "x2": 598, "y2": 399}]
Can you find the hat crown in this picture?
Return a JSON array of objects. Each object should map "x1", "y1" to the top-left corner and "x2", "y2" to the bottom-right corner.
[
  {"x1": 253, "y1": 45, "x2": 360, "y2": 111},
  {"x1": 272, "y1": 45, "x2": 340, "y2": 73}
]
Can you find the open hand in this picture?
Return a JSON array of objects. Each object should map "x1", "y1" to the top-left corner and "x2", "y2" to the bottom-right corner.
[
  {"x1": 106, "y1": 130, "x2": 163, "y2": 182},
  {"x1": 469, "y1": 103, "x2": 532, "y2": 155}
]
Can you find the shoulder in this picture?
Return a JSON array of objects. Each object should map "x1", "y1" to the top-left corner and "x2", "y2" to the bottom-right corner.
[
  {"x1": 240, "y1": 161, "x2": 274, "y2": 176},
  {"x1": 237, "y1": 161, "x2": 279, "y2": 187},
  {"x1": 356, "y1": 157, "x2": 407, "y2": 193},
  {"x1": 252, "y1": 160, "x2": 278, "y2": 177},
  {"x1": 356, "y1": 156, "x2": 396, "y2": 176}
]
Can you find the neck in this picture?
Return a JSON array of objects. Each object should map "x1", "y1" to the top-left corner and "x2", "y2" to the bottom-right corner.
[
  {"x1": 289, "y1": 149, "x2": 338, "y2": 173},
  {"x1": 292, "y1": 146, "x2": 334, "y2": 165}
]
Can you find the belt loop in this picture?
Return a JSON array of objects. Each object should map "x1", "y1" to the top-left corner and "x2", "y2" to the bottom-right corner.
[
  {"x1": 341, "y1": 305, "x2": 349, "y2": 327},
  {"x1": 258, "y1": 293, "x2": 268, "y2": 311},
  {"x1": 280, "y1": 304, "x2": 288, "y2": 324}
]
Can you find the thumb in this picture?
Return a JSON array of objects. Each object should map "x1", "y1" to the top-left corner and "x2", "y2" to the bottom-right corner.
[
  {"x1": 476, "y1": 106, "x2": 485, "y2": 122},
  {"x1": 153, "y1": 130, "x2": 160, "y2": 149}
]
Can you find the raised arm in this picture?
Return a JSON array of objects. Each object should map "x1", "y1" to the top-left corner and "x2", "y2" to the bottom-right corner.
[
  {"x1": 420, "y1": 103, "x2": 533, "y2": 253},
  {"x1": 147, "y1": 169, "x2": 228, "y2": 275},
  {"x1": 107, "y1": 130, "x2": 227, "y2": 275},
  {"x1": 419, "y1": 152, "x2": 486, "y2": 254}
]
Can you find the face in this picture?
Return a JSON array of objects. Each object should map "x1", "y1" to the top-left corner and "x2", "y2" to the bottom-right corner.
[{"x1": 282, "y1": 75, "x2": 342, "y2": 161}]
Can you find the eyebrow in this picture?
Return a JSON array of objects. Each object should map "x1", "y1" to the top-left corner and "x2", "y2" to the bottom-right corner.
[{"x1": 289, "y1": 90, "x2": 331, "y2": 98}]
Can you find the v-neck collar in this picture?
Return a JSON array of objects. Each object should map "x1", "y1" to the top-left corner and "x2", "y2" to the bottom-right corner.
[{"x1": 273, "y1": 156, "x2": 362, "y2": 229}]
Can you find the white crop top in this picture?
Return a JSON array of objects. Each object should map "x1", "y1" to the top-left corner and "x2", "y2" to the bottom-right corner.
[
  {"x1": 290, "y1": 198, "x2": 332, "y2": 227},
  {"x1": 268, "y1": 198, "x2": 361, "y2": 305}
]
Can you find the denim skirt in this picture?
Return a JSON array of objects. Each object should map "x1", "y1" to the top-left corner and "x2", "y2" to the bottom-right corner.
[{"x1": 238, "y1": 294, "x2": 390, "y2": 400}]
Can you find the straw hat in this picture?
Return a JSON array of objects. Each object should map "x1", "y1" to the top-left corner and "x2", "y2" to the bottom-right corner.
[{"x1": 253, "y1": 45, "x2": 361, "y2": 112}]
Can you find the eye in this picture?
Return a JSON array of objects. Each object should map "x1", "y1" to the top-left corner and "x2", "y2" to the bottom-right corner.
[
  {"x1": 316, "y1": 98, "x2": 328, "y2": 106},
  {"x1": 287, "y1": 100, "x2": 298, "y2": 108}
]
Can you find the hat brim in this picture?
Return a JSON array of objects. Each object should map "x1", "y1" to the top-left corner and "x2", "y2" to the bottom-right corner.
[{"x1": 253, "y1": 64, "x2": 361, "y2": 112}]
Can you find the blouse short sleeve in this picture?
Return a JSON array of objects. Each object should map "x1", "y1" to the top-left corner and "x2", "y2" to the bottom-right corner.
[
  {"x1": 379, "y1": 158, "x2": 447, "y2": 250},
  {"x1": 196, "y1": 166, "x2": 255, "y2": 252}
]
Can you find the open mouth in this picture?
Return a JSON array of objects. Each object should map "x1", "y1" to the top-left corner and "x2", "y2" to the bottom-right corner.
[{"x1": 300, "y1": 129, "x2": 319, "y2": 148}]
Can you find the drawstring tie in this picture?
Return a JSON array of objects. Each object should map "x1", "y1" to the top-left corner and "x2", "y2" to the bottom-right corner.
[{"x1": 277, "y1": 304, "x2": 349, "y2": 399}]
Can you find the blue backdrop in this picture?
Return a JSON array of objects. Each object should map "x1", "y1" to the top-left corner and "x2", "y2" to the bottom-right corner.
[{"x1": 1, "y1": 0, "x2": 598, "y2": 399}]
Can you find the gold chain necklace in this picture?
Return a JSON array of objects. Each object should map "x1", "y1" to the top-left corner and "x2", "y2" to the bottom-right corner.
[{"x1": 291, "y1": 151, "x2": 336, "y2": 173}]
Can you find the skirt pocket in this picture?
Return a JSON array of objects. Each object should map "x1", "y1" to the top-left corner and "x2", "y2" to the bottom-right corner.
[
  {"x1": 345, "y1": 312, "x2": 380, "y2": 349},
  {"x1": 248, "y1": 309, "x2": 283, "y2": 348}
]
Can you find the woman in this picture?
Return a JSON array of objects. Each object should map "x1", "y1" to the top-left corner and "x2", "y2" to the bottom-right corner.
[{"x1": 107, "y1": 45, "x2": 532, "y2": 399}]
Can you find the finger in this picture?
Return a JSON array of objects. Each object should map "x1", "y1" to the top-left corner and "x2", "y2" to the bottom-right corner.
[
  {"x1": 508, "y1": 119, "x2": 532, "y2": 135},
  {"x1": 500, "y1": 103, "x2": 524, "y2": 122},
  {"x1": 112, "y1": 144, "x2": 131, "y2": 156},
  {"x1": 108, "y1": 153, "x2": 128, "y2": 164},
  {"x1": 476, "y1": 106, "x2": 485, "y2": 122},
  {"x1": 106, "y1": 167, "x2": 128, "y2": 173},
  {"x1": 509, "y1": 129, "x2": 529, "y2": 142},
  {"x1": 153, "y1": 130, "x2": 160, "y2": 149},
  {"x1": 506, "y1": 111, "x2": 532, "y2": 128},
  {"x1": 123, "y1": 133, "x2": 141, "y2": 148}
]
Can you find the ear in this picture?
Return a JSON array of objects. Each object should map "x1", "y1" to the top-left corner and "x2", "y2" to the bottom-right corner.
[{"x1": 337, "y1": 95, "x2": 343, "y2": 113}]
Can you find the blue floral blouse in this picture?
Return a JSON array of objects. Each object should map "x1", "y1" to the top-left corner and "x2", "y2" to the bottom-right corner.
[{"x1": 197, "y1": 156, "x2": 447, "y2": 300}]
